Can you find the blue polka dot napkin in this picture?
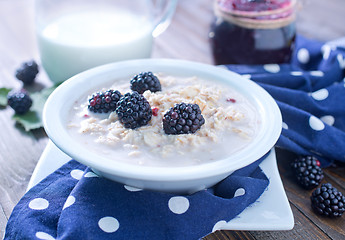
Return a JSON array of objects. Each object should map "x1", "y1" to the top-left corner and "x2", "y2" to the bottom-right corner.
[
  {"x1": 225, "y1": 35, "x2": 345, "y2": 167},
  {"x1": 5, "y1": 155, "x2": 269, "y2": 240}
]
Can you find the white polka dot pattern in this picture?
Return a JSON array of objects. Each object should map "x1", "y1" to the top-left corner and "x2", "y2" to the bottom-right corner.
[
  {"x1": 310, "y1": 71, "x2": 324, "y2": 77},
  {"x1": 234, "y1": 188, "x2": 246, "y2": 197},
  {"x1": 124, "y1": 185, "x2": 142, "y2": 192},
  {"x1": 321, "y1": 45, "x2": 331, "y2": 60},
  {"x1": 311, "y1": 88, "x2": 329, "y2": 101},
  {"x1": 168, "y1": 196, "x2": 190, "y2": 214},
  {"x1": 337, "y1": 54, "x2": 345, "y2": 69},
  {"x1": 263, "y1": 64, "x2": 280, "y2": 73},
  {"x1": 84, "y1": 172, "x2": 98, "y2": 178},
  {"x1": 309, "y1": 116, "x2": 325, "y2": 131},
  {"x1": 282, "y1": 122, "x2": 289, "y2": 130},
  {"x1": 290, "y1": 71, "x2": 303, "y2": 76},
  {"x1": 29, "y1": 198, "x2": 49, "y2": 210},
  {"x1": 98, "y1": 216, "x2": 120, "y2": 233},
  {"x1": 63, "y1": 196, "x2": 75, "y2": 210},
  {"x1": 35, "y1": 231, "x2": 55, "y2": 240},
  {"x1": 297, "y1": 48, "x2": 310, "y2": 64},
  {"x1": 212, "y1": 220, "x2": 227, "y2": 232},
  {"x1": 320, "y1": 115, "x2": 335, "y2": 126},
  {"x1": 70, "y1": 169, "x2": 84, "y2": 180}
]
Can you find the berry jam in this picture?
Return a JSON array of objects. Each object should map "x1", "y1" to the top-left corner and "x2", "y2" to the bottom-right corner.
[{"x1": 210, "y1": 0, "x2": 297, "y2": 65}]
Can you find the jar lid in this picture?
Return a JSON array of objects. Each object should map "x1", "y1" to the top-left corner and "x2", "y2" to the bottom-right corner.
[
  {"x1": 216, "y1": 0, "x2": 295, "y2": 16},
  {"x1": 214, "y1": 0, "x2": 297, "y2": 29}
]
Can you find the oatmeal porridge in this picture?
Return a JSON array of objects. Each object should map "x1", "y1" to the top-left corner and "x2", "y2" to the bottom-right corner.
[{"x1": 66, "y1": 73, "x2": 261, "y2": 167}]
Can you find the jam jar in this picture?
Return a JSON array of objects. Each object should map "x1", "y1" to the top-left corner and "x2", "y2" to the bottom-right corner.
[{"x1": 209, "y1": 0, "x2": 297, "y2": 65}]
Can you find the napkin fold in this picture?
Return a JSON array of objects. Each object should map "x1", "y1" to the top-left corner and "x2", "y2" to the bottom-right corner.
[
  {"x1": 226, "y1": 35, "x2": 345, "y2": 167},
  {"x1": 4, "y1": 156, "x2": 269, "y2": 240}
]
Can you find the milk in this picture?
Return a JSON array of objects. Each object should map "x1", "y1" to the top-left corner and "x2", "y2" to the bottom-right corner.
[{"x1": 37, "y1": 11, "x2": 154, "y2": 83}]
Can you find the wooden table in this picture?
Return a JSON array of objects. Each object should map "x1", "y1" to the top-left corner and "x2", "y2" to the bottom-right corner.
[{"x1": 1, "y1": 0, "x2": 344, "y2": 239}]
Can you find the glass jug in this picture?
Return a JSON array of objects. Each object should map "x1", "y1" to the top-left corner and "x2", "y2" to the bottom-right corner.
[{"x1": 35, "y1": 0, "x2": 178, "y2": 83}]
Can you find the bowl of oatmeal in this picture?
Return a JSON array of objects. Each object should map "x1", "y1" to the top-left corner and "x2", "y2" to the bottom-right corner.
[{"x1": 43, "y1": 59, "x2": 282, "y2": 193}]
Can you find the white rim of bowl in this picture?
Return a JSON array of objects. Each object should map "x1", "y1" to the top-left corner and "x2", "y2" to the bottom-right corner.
[{"x1": 43, "y1": 59, "x2": 282, "y2": 182}]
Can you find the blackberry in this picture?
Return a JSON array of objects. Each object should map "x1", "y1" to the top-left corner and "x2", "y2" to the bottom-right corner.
[
  {"x1": 311, "y1": 183, "x2": 345, "y2": 217},
  {"x1": 88, "y1": 89, "x2": 122, "y2": 113},
  {"x1": 115, "y1": 91, "x2": 152, "y2": 129},
  {"x1": 291, "y1": 155, "x2": 324, "y2": 189},
  {"x1": 7, "y1": 89, "x2": 33, "y2": 114},
  {"x1": 15, "y1": 60, "x2": 39, "y2": 85},
  {"x1": 163, "y1": 102, "x2": 205, "y2": 135},
  {"x1": 130, "y1": 72, "x2": 161, "y2": 94}
]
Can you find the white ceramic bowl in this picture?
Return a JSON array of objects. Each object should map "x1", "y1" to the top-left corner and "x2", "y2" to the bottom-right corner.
[{"x1": 43, "y1": 59, "x2": 282, "y2": 194}]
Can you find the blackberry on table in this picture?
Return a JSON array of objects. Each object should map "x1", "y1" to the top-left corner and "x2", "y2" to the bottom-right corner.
[
  {"x1": 311, "y1": 183, "x2": 345, "y2": 217},
  {"x1": 88, "y1": 89, "x2": 122, "y2": 113},
  {"x1": 130, "y1": 72, "x2": 161, "y2": 94},
  {"x1": 291, "y1": 155, "x2": 324, "y2": 189},
  {"x1": 7, "y1": 89, "x2": 33, "y2": 114},
  {"x1": 15, "y1": 60, "x2": 39, "y2": 85},
  {"x1": 115, "y1": 91, "x2": 152, "y2": 129},
  {"x1": 163, "y1": 102, "x2": 205, "y2": 135}
]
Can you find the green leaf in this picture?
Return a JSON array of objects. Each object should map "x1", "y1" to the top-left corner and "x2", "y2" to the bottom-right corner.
[
  {"x1": 13, "y1": 111, "x2": 42, "y2": 131},
  {"x1": 30, "y1": 85, "x2": 57, "y2": 119},
  {"x1": 0, "y1": 87, "x2": 11, "y2": 107},
  {"x1": 12, "y1": 84, "x2": 59, "y2": 131}
]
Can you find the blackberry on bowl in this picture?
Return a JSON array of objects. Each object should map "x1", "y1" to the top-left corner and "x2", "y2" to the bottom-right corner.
[
  {"x1": 163, "y1": 102, "x2": 205, "y2": 135},
  {"x1": 115, "y1": 91, "x2": 152, "y2": 129},
  {"x1": 88, "y1": 89, "x2": 122, "y2": 113},
  {"x1": 130, "y1": 71, "x2": 161, "y2": 94}
]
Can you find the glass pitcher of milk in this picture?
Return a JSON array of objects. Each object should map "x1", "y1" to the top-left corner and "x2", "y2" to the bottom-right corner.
[{"x1": 35, "y1": 0, "x2": 178, "y2": 83}]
